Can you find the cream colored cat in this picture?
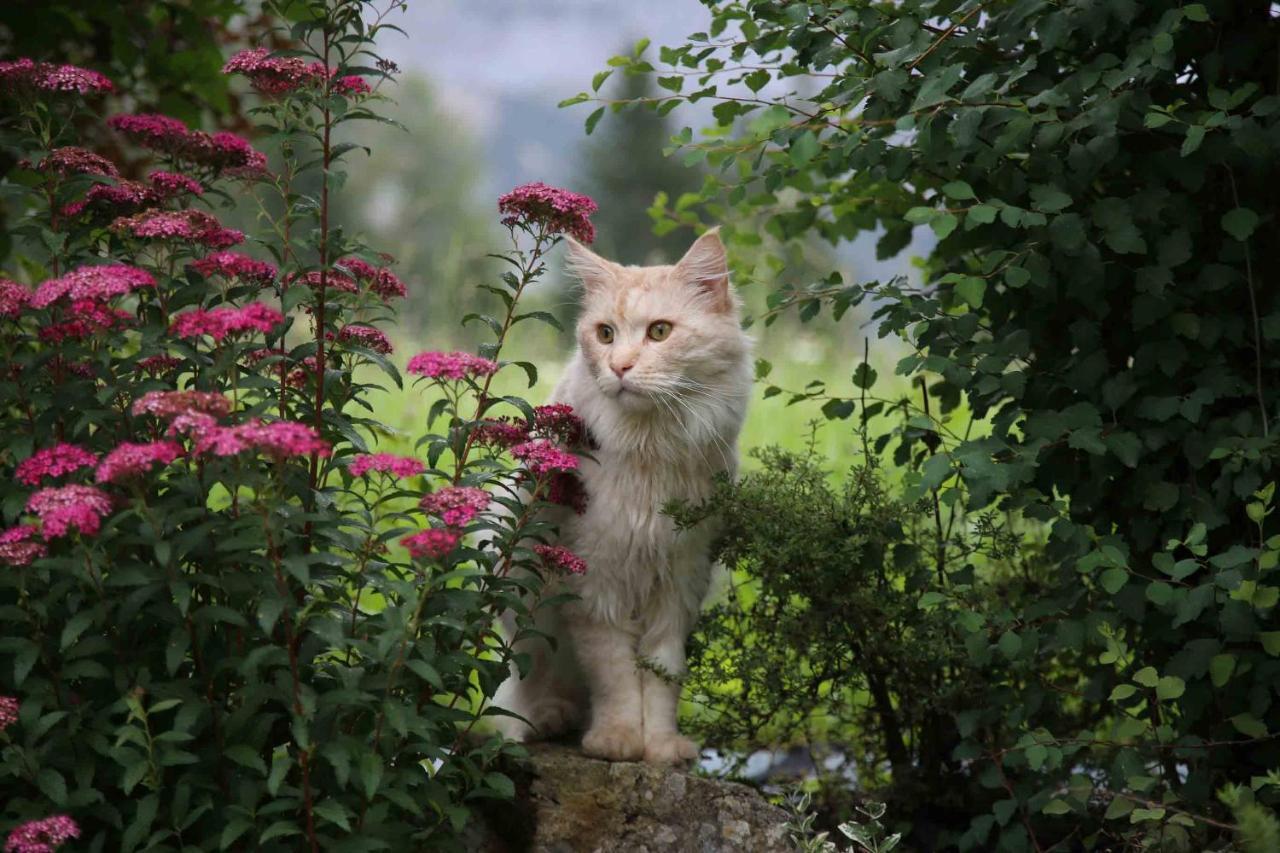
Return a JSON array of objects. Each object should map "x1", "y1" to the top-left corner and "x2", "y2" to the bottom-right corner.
[{"x1": 494, "y1": 228, "x2": 752, "y2": 764}]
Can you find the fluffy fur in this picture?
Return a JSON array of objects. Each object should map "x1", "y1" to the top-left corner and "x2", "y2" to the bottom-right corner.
[{"x1": 494, "y1": 229, "x2": 752, "y2": 764}]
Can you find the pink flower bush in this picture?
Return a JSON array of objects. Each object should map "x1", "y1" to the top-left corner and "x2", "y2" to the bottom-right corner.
[
  {"x1": 148, "y1": 171, "x2": 204, "y2": 198},
  {"x1": 33, "y1": 147, "x2": 119, "y2": 178},
  {"x1": 111, "y1": 209, "x2": 244, "y2": 248},
  {"x1": 0, "y1": 57, "x2": 113, "y2": 95},
  {"x1": 337, "y1": 257, "x2": 406, "y2": 300},
  {"x1": 15, "y1": 443, "x2": 98, "y2": 486},
  {"x1": 401, "y1": 527, "x2": 462, "y2": 560},
  {"x1": 38, "y1": 301, "x2": 132, "y2": 343},
  {"x1": 222, "y1": 48, "x2": 327, "y2": 95},
  {"x1": 27, "y1": 484, "x2": 114, "y2": 538},
  {"x1": 95, "y1": 441, "x2": 183, "y2": 484},
  {"x1": 334, "y1": 324, "x2": 393, "y2": 354},
  {"x1": 348, "y1": 453, "x2": 425, "y2": 479},
  {"x1": 498, "y1": 182, "x2": 597, "y2": 243},
  {"x1": 169, "y1": 303, "x2": 284, "y2": 342},
  {"x1": 0, "y1": 526, "x2": 46, "y2": 567},
  {"x1": 190, "y1": 252, "x2": 277, "y2": 286},
  {"x1": 30, "y1": 264, "x2": 155, "y2": 308},
  {"x1": 419, "y1": 486, "x2": 491, "y2": 526},
  {"x1": 0, "y1": 695, "x2": 17, "y2": 729},
  {"x1": 107, "y1": 114, "x2": 268, "y2": 176},
  {"x1": 3, "y1": 814, "x2": 81, "y2": 852},
  {"x1": 193, "y1": 419, "x2": 330, "y2": 459},
  {"x1": 511, "y1": 439, "x2": 579, "y2": 477},
  {"x1": 406, "y1": 351, "x2": 499, "y2": 381},
  {"x1": 106, "y1": 113, "x2": 190, "y2": 153},
  {"x1": 131, "y1": 390, "x2": 233, "y2": 419},
  {"x1": 0, "y1": 279, "x2": 31, "y2": 318},
  {"x1": 333, "y1": 75, "x2": 371, "y2": 95},
  {"x1": 533, "y1": 544, "x2": 588, "y2": 576}
]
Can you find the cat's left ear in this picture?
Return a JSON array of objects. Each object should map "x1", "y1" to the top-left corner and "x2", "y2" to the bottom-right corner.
[
  {"x1": 564, "y1": 236, "x2": 621, "y2": 295},
  {"x1": 675, "y1": 227, "x2": 731, "y2": 312}
]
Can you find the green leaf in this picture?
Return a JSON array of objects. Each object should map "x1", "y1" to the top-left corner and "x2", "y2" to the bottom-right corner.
[
  {"x1": 1210, "y1": 653, "x2": 1235, "y2": 687},
  {"x1": 1184, "y1": 4, "x2": 1210, "y2": 21},
  {"x1": 1132, "y1": 666, "x2": 1159, "y2": 687},
  {"x1": 997, "y1": 630, "x2": 1022, "y2": 660},
  {"x1": 591, "y1": 70, "x2": 612, "y2": 92},
  {"x1": 585, "y1": 107, "x2": 606, "y2": 136},
  {"x1": 942, "y1": 181, "x2": 975, "y2": 200},
  {"x1": 1231, "y1": 713, "x2": 1268, "y2": 739},
  {"x1": 1100, "y1": 568, "x2": 1129, "y2": 594},
  {"x1": 931, "y1": 213, "x2": 959, "y2": 240},
  {"x1": 1181, "y1": 125, "x2": 1206, "y2": 156},
  {"x1": 1222, "y1": 207, "x2": 1259, "y2": 241},
  {"x1": 1109, "y1": 684, "x2": 1138, "y2": 701},
  {"x1": 1260, "y1": 632, "x2": 1280, "y2": 656},
  {"x1": 1042, "y1": 799, "x2": 1071, "y2": 815},
  {"x1": 790, "y1": 130, "x2": 820, "y2": 167},
  {"x1": 954, "y1": 276, "x2": 986, "y2": 308},
  {"x1": 1156, "y1": 676, "x2": 1185, "y2": 700},
  {"x1": 1030, "y1": 184, "x2": 1072, "y2": 213},
  {"x1": 225, "y1": 745, "x2": 267, "y2": 775}
]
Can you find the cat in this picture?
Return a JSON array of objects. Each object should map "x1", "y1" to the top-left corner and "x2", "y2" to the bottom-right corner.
[{"x1": 493, "y1": 228, "x2": 753, "y2": 764}]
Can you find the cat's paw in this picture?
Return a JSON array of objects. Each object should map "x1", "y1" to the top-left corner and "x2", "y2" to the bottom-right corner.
[
  {"x1": 581, "y1": 724, "x2": 645, "y2": 761},
  {"x1": 528, "y1": 697, "x2": 581, "y2": 739},
  {"x1": 643, "y1": 732, "x2": 699, "y2": 765}
]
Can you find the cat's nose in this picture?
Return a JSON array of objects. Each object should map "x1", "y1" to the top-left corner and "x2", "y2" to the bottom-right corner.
[{"x1": 611, "y1": 362, "x2": 634, "y2": 379}]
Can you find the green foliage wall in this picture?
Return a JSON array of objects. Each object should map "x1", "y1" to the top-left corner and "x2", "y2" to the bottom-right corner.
[{"x1": 583, "y1": 0, "x2": 1280, "y2": 848}]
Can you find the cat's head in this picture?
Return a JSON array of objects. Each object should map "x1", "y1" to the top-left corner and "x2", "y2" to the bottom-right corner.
[{"x1": 564, "y1": 229, "x2": 749, "y2": 410}]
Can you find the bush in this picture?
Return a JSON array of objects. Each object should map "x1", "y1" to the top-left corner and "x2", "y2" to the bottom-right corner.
[
  {"x1": 0, "y1": 3, "x2": 591, "y2": 848},
  {"x1": 589, "y1": 1, "x2": 1280, "y2": 849}
]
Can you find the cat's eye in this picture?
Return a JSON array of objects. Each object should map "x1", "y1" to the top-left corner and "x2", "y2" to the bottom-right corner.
[
  {"x1": 596, "y1": 324, "x2": 615, "y2": 344},
  {"x1": 647, "y1": 321, "x2": 673, "y2": 342}
]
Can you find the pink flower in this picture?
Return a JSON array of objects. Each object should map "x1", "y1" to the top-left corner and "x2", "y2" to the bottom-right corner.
[
  {"x1": 194, "y1": 419, "x2": 330, "y2": 459},
  {"x1": 288, "y1": 270, "x2": 358, "y2": 294},
  {"x1": 472, "y1": 419, "x2": 529, "y2": 449},
  {"x1": 64, "y1": 180, "x2": 157, "y2": 217},
  {"x1": 223, "y1": 48, "x2": 328, "y2": 95},
  {"x1": 348, "y1": 453, "x2": 424, "y2": 479},
  {"x1": 334, "y1": 324, "x2": 392, "y2": 354},
  {"x1": 169, "y1": 303, "x2": 283, "y2": 342},
  {"x1": 107, "y1": 113, "x2": 191, "y2": 152},
  {"x1": 30, "y1": 264, "x2": 155, "y2": 308},
  {"x1": 95, "y1": 441, "x2": 183, "y2": 484},
  {"x1": 27, "y1": 485, "x2": 113, "y2": 539},
  {"x1": 336, "y1": 257, "x2": 406, "y2": 300},
  {"x1": 15, "y1": 444, "x2": 98, "y2": 486},
  {"x1": 0, "y1": 696, "x2": 17, "y2": 729},
  {"x1": 189, "y1": 252, "x2": 277, "y2": 286},
  {"x1": 511, "y1": 439, "x2": 579, "y2": 477},
  {"x1": 498, "y1": 182, "x2": 597, "y2": 243},
  {"x1": 33, "y1": 147, "x2": 119, "y2": 178},
  {"x1": 0, "y1": 526, "x2": 46, "y2": 567},
  {"x1": 533, "y1": 544, "x2": 587, "y2": 575},
  {"x1": 111, "y1": 209, "x2": 244, "y2": 248},
  {"x1": 4, "y1": 814, "x2": 81, "y2": 852},
  {"x1": 333, "y1": 75, "x2": 371, "y2": 95},
  {"x1": 192, "y1": 130, "x2": 269, "y2": 174},
  {"x1": 1, "y1": 57, "x2": 113, "y2": 95},
  {"x1": 131, "y1": 390, "x2": 232, "y2": 419},
  {"x1": 406, "y1": 351, "x2": 499, "y2": 381},
  {"x1": 38, "y1": 301, "x2": 132, "y2": 343},
  {"x1": 548, "y1": 470, "x2": 588, "y2": 515},
  {"x1": 419, "y1": 486, "x2": 491, "y2": 526},
  {"x1": 532, "y1": 403, "x2": 586, "y2": 446},
  {"x1": 148, "y1": 171, "x2": 203, "y2": 198},
  {"x1": 401, "y1": 527, "x2": 462, "y2": 560},
  {"x1": 135, "y1": 355, "x2": 182, "y2": 376},
  {"x1": 0, "y1": 279, "x2": 31, "y2": 319}
]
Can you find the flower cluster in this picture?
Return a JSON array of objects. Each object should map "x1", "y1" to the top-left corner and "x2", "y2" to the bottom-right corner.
[
  {"x1": 190, "y1": 252, "x2": 278, "y2": 286},
  {"x1": 0, "y1": 526, "x2": 46, "y2": 567},
  {"x1": 419, "y1": 486, "x2": 490, "y2": 527},
  {"x1": 107, "y1": 114, "x2": 268, "y2": 176},
  {"x1": 348, "y1": 453, "x2": 424, "y2": 479},
  {"x1": 471, "y1": 419, "x2": 529, "y2": 449},
  {"x1": 288, "y1": 269, "x2": 358, "y2": 294},
  {"x1": 0, "y1": 279, "x2": 31, "y2": 319},
  {"x1": 111, "y1": 209, "x2": 244, "y2": 248},
  {"x1": 532, "y1": 403, "x2": 586, "y2": 446},
  {"x1": 0, "y1": 695, "x2": 17, "y2": 729},
  {"x1": 193, "y1": 419, "x2": 330, "y2": 459},
  {"x1": 0, "y1": 57, "x2": 113, "y2": 96},
  {"x1": 334, "y1": 324, "x2": 393, "y2": 354},
  {"x1": 511, "y1": 439, "x2": 579, "y2": 477},
  {"x1": 337, "y1": 257, "x2": 406, "y2": 300},
  {"x1": 3, "y1": 815, "x2": 81, "y2": 853},
  {"x1": 27, "y1": 484, "x2": 114, "y2": 538},
  {"x1": 333, "y1": 75, "x2": 371, "y2": 95},
  {"x1": 38, "y1": 301, "x2": 132, "y2": 343},
  {"x1": 95, "y1": 441, "x2": 183, "y2": 484},
  {"x1": 135, "y1": 354, "x2": 182, "y2": 376},
  {"x1": 34, "y1": 146, "x2": 119, "y2": 178},
  {"x1": 222, "y1": 48, "x2": 327, "y2": 95},
  {"x1": 406, "y1": 351, "x2": 499, "y2": 381},
  {"x1": 401, "y1": 528, "x2": 461, "y2": 560},
  {"x1": 62, "y1": 170, "x2": 203, "y2": 219},
  {"x1": 30, "y1": 264, "x2": 155, "y2": 308},
  {"x1": 533, "y1": 544, "x2": 588, "y2": 576},
  {"x1": 15, "y1": 444, "x2": 98, "y2": 486},
  {"x1": 131, "y1": 390, "x2": 232, "y2": 419},
  {"x1": 169, "y1": 303, "x2": 284, "y2": 342},
  {"x1": 498, "y1": 181, "x2": 597, "y2": 243},
  {"x1": 149, "y1": 171, "x2": 204, "y2": 198}
]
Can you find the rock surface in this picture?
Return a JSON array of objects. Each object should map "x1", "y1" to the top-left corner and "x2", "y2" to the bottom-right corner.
[{"x1": 467, "y1": 742, "x2": 793, "y2": 852}]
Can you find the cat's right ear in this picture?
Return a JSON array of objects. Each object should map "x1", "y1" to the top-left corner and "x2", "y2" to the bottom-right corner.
[{"x1": 563, "y1": 237, "x2": 619, "y2": 294}]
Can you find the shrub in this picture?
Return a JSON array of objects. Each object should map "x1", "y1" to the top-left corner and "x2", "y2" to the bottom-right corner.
[
  {"x1": 588, "y1": 1, "x2": 1280, "y2": 849},
  {"x1": 0, "y1": 2, "x2": 589, "y2": 848}
]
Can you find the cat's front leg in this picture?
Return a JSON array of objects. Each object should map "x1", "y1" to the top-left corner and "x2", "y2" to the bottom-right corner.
[
  {"x1": 570, "y1": 616, "x2": 645, "y2": 761},
  {"x1": 638, "y1": 627, "x2": 699, "y2": 765}
]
